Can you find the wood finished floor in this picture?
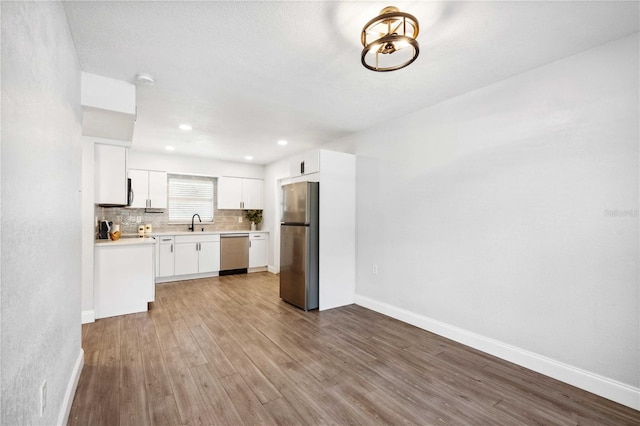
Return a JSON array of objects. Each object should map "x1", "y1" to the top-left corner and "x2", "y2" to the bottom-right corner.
[{"x1": 68, "y1": 272, "x2": 639, "y2": 425}]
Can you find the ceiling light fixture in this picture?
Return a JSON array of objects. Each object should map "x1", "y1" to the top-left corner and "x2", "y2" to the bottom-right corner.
[
  {"x1": 245, "y1": 155, "x2": 253, "y2": 161},
  {"x1": 277, "y1": 140, "x2": 288, "y2": 146},
  {"x1": 361, "y1": 6, "x2": 419, "y2": 72},
  {"x1": 178, "y1": 123, "x2": 192, "y2": 131},
  {"x1": 135, "y1": 72, "x2": 156, "y2": 86},
  {"x1": 165, "y1": 146, "x2": 175, "y2": 151}
]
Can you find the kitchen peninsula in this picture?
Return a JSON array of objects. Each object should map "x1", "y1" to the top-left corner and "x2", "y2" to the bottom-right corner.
[{"x1": 94, "y1": 237, "x2": 155, "y2": 319}]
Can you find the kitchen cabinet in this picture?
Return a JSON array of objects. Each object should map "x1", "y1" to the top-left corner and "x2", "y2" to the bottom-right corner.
[
  {"x1": 129, "y1": 169, "x2": 167, "y2": 209},
  {"x1": 289, "y1": 149, "x2": 320, "y2": 178},
  {"x1": 217, "y1": 176, "x2": 263, "y2": 209},
  {"x1": 282, "y1": 149, "x2": 356, "y2": 311},
  {"x1": 249, "y1": 232, "x2": 267, "y2": 269},
  {"x1": 316, "y1": 149, "x2": 356, "y2": 311},
  {"x1": 157, "y1": 236, "x2": 175, "y2": 277},
  {"x1": 94, "y1": 240, "x2": 155, "y2": 319},
  {"x1": 174, "y1": 234, "x2": 220, "y2": 276},
  {"x1": 95, "y1": 143, "x2": 128, "y2": 206}
]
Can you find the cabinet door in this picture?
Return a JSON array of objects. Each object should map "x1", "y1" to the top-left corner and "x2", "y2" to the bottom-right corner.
[
  {"x1": 301, "y1": 150, "x2": 320, "y2": 175},
  {"x1": 95, "y1": 144, "x2": 128, "y2": 205},
  {"x1": 198, "y1": 241, "x2": 220, "y2": 273},
  {"x1": 249, "y1": 237, "x2": 267, "y2": 268},
  {"x1": 217, "y1": 176, "x2": 243, "y2": 209},
  {"x1": 128, "y1": 169, "x2": 148, "y2": 208},
  {"x1": 289, "y1": 150, "x2": 319, "y2": 178},
  {"x1": 148, "y1": 171, "x2": 168, "y2": 208},
  {"x1": 158, "y1": 243, "x2": 175, "y2": 277},
  {"x1": 242, "y1": 179, "x2": 264, "y2": 210},
  {"x1": 174, "y1": 242, "x2": 199, "y2": 275}
]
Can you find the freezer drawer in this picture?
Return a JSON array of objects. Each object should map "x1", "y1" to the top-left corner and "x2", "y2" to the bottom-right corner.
[{"x1": 280, "y1": 224, "x2": 318, "y2": 310}]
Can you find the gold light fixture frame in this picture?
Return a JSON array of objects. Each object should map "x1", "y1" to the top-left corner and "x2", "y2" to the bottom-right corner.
[{"x1": 361, "y1": 6, "x2": 420, "y2": 72}]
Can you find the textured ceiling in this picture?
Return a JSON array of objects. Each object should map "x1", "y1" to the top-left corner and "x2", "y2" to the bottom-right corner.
[{"x1": 63, "y1": 1, "x2": 639, "y2": 165}]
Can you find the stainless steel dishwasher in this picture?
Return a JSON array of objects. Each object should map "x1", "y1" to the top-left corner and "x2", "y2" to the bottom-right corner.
[{"x1": 219, "y1": 233, "x2": 249, "y2": 275}]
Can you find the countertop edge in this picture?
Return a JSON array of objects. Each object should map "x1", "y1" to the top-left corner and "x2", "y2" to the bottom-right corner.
[{"x1": 95, "y1": 230, "x2": 269, "y2": 245}]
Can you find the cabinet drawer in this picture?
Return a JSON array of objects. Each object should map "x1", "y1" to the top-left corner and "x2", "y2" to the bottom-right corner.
[
  {"x1": 250, "y1": 233, "x2": 266, "y2": 240},
  {"x1": 175, "y1": 234, "x2": 220, "y2": 244}
]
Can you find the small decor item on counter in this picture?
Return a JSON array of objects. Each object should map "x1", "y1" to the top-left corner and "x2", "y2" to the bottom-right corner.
[
  {"x1": 144, "y1": 223, "x2": 152, "y2": 236},
  {"x1": 109, "y1": 224, "x2": 121, "y2": 241},
  {"x1": 98, "y1": 220, "x2": 111, "y2": 239},
  {"x1": 245, "y1": 209, "x2": 263, "y2": 231},
  {"x1": 137, "y1": 224, "x2": 145, "y2": 237}
]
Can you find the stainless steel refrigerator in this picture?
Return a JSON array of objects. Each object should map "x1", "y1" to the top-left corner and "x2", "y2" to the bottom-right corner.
[{"x1": 280, "y1": 181, "x2": 319, "y2": 310}]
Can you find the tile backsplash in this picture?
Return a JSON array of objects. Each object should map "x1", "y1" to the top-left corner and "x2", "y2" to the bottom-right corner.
[
  {"x1": 95, "y1": 178, "x2": 259, "y2": 236},
  {"x1": 95, "y1": 206, "x2": 254, "y2": 236}
]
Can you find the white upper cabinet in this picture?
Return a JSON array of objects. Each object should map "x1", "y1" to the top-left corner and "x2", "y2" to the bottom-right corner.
[
  {"x1": 95, "y1": 144, "x2": 128, "y2": 206},
  {"x1": 218, "y1": 177, "x2": 263, "y2": 210},
  {"x1": 242, "y1": 178, "x2": 264, "y2": 210},
  {"x1": 289, "y1": 149, "x2": 320, "y2": 178},
  {"x1": 81, "y1": 72, "x2": 136, "y2": 143},
  {"x1": 148, "y1": 171, "x2": 168, "y2": 208},
  {"x1": 129, "y1": 169, "x2": 167, "y2": 209}
]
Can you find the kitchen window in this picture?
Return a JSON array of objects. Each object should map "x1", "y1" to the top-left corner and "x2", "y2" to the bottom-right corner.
[{"x1": 168, "y1": 175, "x2": 214, "y2": 222}]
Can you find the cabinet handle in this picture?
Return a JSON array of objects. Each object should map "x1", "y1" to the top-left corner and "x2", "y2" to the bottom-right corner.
[
  {"x1": 171, "y1": 244, "x2": 173, "y2": 253},
  {"x1": 301, "y1": 161, "x2": 305, "y2": 174}
]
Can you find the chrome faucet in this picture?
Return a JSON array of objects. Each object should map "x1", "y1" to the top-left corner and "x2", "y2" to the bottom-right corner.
[{"x1": 189, "y1": 213, "x2": 201, "y2": 232}]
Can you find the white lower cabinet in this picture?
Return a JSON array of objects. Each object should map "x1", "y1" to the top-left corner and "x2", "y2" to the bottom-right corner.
[
  {"x1": 249, "y1": 232, "x2": 267, "y2": 268},
  {"x1": 156, "y1": 232, "x2": 267, "y2": 281},
  {"x1": 174, "y1": 234, "x2": 221, "y2": 276},
  {"x1": 95, "y1": 242, "x2": 155, "y2": 319},
  {"x1": 198, "y1": 241, "x2": 220, "y2": 273},
  {"x1": 157, "y1": 236, "x2": 175, "y2": 277}
]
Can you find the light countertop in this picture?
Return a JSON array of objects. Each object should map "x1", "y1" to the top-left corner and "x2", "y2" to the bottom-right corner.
[
  {"x1": 151, "y1": 230, "x2": 268, "y2": 236},
  {"x1": 95, "y1": 230, "x2": 268, "y2": 245}
]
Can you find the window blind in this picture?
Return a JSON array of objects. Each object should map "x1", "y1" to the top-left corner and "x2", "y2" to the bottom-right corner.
[{"x1": 168, "y1": 176, "x2": 214, "y2": 222}]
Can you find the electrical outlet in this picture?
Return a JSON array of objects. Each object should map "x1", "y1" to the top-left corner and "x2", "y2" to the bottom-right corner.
[
  {"x1": 136, "y1": 216, "x2": 142, "y2": 223},
  {"x1": 372, "y1": 264, "x2": 378, "y2": 275},
  {"x1": 40, "y1": 380, "x2": 47, "y2": 416},
  {"x1": 238, "y1": 217, "x2": 243, "y2": 223}
]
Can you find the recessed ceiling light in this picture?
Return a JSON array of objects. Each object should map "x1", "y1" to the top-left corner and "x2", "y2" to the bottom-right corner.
[
  {"x1": 165, "y1": 146, "x2": 175, "y2": 151},
  {"x1": 135, "y1": 72, "x2": 156, "y2": 86},
  {"x1": 277, "y1": 140, "x2": 288, "y2": 146},
  {"x1": 178, "y1": 123, "x2": 192, "y2": 131},
  {"x1": 245, "y1": 155, "x2": 253, "y2": 161}
]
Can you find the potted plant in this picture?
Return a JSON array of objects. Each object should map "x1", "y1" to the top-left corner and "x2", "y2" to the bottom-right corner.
[{"x1": 245, "y1": 209, "x2": 263, "y2": 231}]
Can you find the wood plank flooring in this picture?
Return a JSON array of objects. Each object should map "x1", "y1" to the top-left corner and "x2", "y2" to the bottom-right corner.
[{"x1": 68, "y1": 272, "x2": 639, "y2": 425}]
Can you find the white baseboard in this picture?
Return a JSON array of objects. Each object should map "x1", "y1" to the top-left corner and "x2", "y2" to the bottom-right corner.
[
  {"x1": 354, "y1": 295, "x2": 640, "y2": 411},
  {"x1": 267, "y1": 265, "x2": 279, "y2": 274},
  {"x1": 57, "y1": 348, "x2": 84, "y2": 426},
  {"x1": 81, "y1": 310, "x2": 95, "y2": 324}
]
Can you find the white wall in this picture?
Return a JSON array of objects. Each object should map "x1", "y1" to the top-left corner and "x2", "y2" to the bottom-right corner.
[
  {"x1": 128, "y1": 149, "x2": 264, "y2": 179},
  {"x1": 325, "y1": 34, "x2": 639, "y2": 407},
  {"x1": 263, "y1": 158, "x2": 289, "y2": 272},
  {"x1": 81, "y1": 138, "x2": 95, "y2": 323},
  {"x1": 1, "y1": 2, "x2": 84, "y2": 424}
]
